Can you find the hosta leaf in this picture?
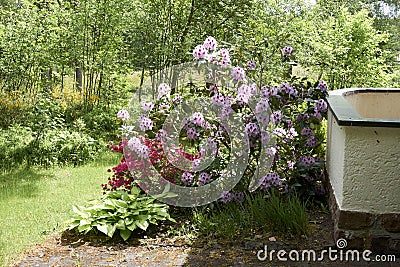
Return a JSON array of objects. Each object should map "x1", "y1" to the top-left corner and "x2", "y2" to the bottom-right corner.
[
  {"x1": 77, "y1": 223, "x2": 92, "y2": 234},
  {"x1": 127, "y1": 223, "x2": 137, "y2": 231},
  {"x1": 125, "y1": 218, "x2": 133, "y2": 226},
  {"x1": 96, "y1": 224, "x2": 116, "y2": 238},
  {"x1": 86, "y1": 204, "x2": 108, "y2": 211},
  {"x1": 72, "y1": 205, "x2": 90, "y2": 219},
  {"x1": 120, "y1": 229, "x2": 131, "y2": 241},
  {"x1": 117, "y1": 208, "x2": 128, "y2": 214},
  {"x1": 130, "y1": 187, "x2": 141, "y2": 196},
  {"x1": 114, "y1": 199, "x2": 128, "y2": 208},
  {"x1": 68, "y1": 220, "x2": 80, "y2": 230},
  {"x1": 116, "y1": 219, "x2": 126, "y2": 230},
  {"x1": 79, "y1": 219, "x2": 91, "y2": 226},
  {"x1": 135, "y1": 220, "x2": 149, "y2": 231},
  {"x1": 155, "y1": 211, "x2": 170, "y2": 217}
]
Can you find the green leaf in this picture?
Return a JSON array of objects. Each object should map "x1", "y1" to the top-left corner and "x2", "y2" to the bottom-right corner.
[
  {"x1": 135, "y1": 220, "x2": 149, "y2": 231},
  {"x1": 127, "y1": 223, "x2": 137, "y2": 231},
  {"x1": 116, "y1": 219, "x2": 126, "y2": 230},
  {"x1": 72, "y1": 205, "x2": 90, "y2": 219},
  {"x1": 77, "y1": 224, "x2": 92, "y2": 234},
  {"x1": 120, "y1": 229, "x2": 131, "y2": 241},
  {"x1": 96, "y1": 224, "x2": 117, "y2": 238}
]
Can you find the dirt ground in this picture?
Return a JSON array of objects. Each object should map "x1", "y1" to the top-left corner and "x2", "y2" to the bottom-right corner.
[{"x1": 12, "y1": 210, "x2": 400, "y2": 267}]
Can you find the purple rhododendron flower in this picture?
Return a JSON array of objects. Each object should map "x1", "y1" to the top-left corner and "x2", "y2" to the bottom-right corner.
[
  {"x1": 127, "y1": 137, "x2": 141, "y2": 151},
  {"x1": 272, "y1": 111, "x2": 282, "y2": 125},
  {"x1": 261, "y1": 86, "x2": 278, "y2": 98},
  {"x1": 117, "y1": 109, "x2": 130, "y2": 120},
  {"x1": 182, "y1": 172, "x2": 194, "y2": 186},
  {"x1": 212, "y1": 93, "x2": 226, "y2": 106},
  {"x1": 296, "y1": 113, "x2": 310, "y2": 122},
  {"x1": 231, "y1": 66, "x2": 246, "y2": 81},
  {"x1": 192, "y1": 158, "x2": 201, "y2": 170},
  {"x1": 141, "y1": 102, "x2": 154, "y2": 112},
  {"x1": 306, "y1": 135, "x2": 318, "y2": 147},
  {"x1": 282, "y1": 46, "x2": 293, "y2": 56},
  {"x1": 216, "y1": 48, "x2": 231, "y2": 66},
  {"x1": 157, "y1": 83, "x2": 171, "y2": 99},
  {"x1": 278, "y1": 83, "x2": 297, "y2": 96},
  {"x1": 127, "y1": 137, "x2": 149, "y2": 159},
  {"x1": 298, "y1": 155, "x2": 316, "y2": 167},
  {"x1": 301, "y1": 127, "x2": 313, "y2": 136},
  {"x1": 220, "y1": 191, "x2": 233, "y2": 203},
  {"x1": 187, "y1": 127, "x2": 199, "y2": 140},
  {"x1": 313, "y1": 109, "x2": 323, "y2": 121},
  {"x1": 136, "y1": 145, "x2": 149, "y2": 159},
  {"x1": 285, "y1": 120, "x2": 293, "y2": 128},
  {"x1": 203, "y1": 36, "x2": 218, "y2": 51},
  {"x1": 190, "y1": 112, "x2": 205, "y2": 127},
  {"x1": 315, "y1": 99, "x2": 328, "y2": 112},
  {"x1": 198, "y1": 172, "x2": 212, "y2": 186},
  {"x1": 245, "y1": 122, "x2": 260, "y2": 138},
  {"x1": 139, "y1": 116, "x2": 153, "y2": 131},
  {"x1": 247, "y1": 60, "x2": 256, "y2": 70},
  {"x1": 260, "y1": 172, "x2": 282, "y2": 190},
  {"x1": 236, "y1": 84, "x2": 253, "y2": 103},
  {"x1": 193, "y1": 44, "x2": 207, "y2": 59},
  {"x1": 317, "y1": 81, "x2": 328, "y2": 92}
]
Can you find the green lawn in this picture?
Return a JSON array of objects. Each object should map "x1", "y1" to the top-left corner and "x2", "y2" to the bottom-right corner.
[{"x1": 0, "y1": 153, "x2": 120, "y2": 266}]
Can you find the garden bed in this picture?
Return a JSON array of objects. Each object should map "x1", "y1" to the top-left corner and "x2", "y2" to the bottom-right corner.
[{"x1": 15, "y1": 209, "x2": 337, "y2": 267}]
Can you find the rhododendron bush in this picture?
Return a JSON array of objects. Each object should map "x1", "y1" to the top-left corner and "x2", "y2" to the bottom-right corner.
[{"x1": 103, "y1": 37, "x2": 328, "y2": 204}]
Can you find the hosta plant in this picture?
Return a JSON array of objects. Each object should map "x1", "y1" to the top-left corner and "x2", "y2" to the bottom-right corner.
[{"x1": 68, "y1": 187, "x2": 175, "y2": 241}]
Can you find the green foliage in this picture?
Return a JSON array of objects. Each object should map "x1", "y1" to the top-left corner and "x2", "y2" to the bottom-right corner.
[
  {"x1": 303, "y1": 6, "x2": 392, "y2": 89},
  {"x1": 260, "y1": 193, "x2": 309, "y2": 235},
  {"x1": 27, "y1": 128, "x2": 100, "y2": 167},
  {"x1": 68, "y1": 188, "x2": 175, "y2": 241},
  {"x1": 192, "y1": 193, "x2": 308, "y2": 238},
  {"x1": 0, "y1": 124, "x2": 101, "y2": 170},
  {"x1": 0, "y1": 125, "x2": 34, "y2": 169},
  {"x1": 79, "y1": 106, "x2": 120, "y2": 140},
  {"x1": 233, "y1": 1, "x2": 395, "y2": 90}
]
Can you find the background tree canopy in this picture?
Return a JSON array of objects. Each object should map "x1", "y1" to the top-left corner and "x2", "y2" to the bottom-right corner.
[{"x1": 0, "y1": 0, "x2": 398, "y2": 107}]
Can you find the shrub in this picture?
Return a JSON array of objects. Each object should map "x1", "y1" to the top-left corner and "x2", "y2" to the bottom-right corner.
[
  {"x1": 0, "y1": 124, "x2": 34, "y2": 170},
  {"x1": 0, "y1": 124, "x2": 102, "y2": 170},
  {"x1": 26, "y1": 128, "x2": 101, "y2": 167},
  {"x1": 68, "y1": 188, "x2": 175, "y2": 241},
  {"x1": 105, "y1": 37, "x2": 328, "y2": 204},
  {"x1": 80, "y1": 106, "x2": 121, "y2": 140}
]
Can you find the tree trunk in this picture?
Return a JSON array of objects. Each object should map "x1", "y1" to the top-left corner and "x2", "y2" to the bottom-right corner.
[
  {"x1": 75, "y1": 67, "x2": 83, "y2": 92},
  {"x1": 139, "y1": 66, "x2": 145, "y2": 102}
]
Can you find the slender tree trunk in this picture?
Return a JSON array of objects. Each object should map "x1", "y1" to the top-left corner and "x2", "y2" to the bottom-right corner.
[
  {"x1": 75, "y1": 67, "x2": 83, "y2": 92},
  {"x1": 139, "y1": 66, "x2": 145, "y2": 102}
]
